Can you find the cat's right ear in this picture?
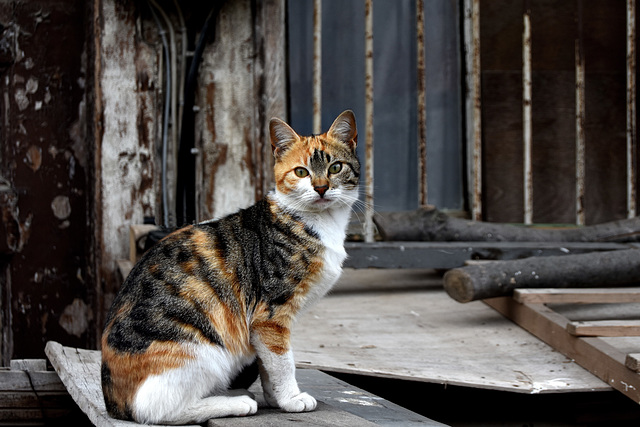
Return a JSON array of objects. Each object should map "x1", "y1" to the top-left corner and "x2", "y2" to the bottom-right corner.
[{"x1": 270, "y1": 118, "x2": 299, "y2": 158}]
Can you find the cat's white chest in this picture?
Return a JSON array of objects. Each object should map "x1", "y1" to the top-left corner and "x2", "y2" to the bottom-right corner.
[{"x1": 302, "y1": 207, "x2": 350, "y2": 306}]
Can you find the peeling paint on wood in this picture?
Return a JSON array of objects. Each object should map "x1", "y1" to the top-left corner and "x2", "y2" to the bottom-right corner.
[
  {"x1": 95, "y1": 0, "x2": 158, "y2": 304},
  {"x1": 1, "y1": 0, "x2": 287, "y2": 363},
  {"x1": 1, "y1": 0, "x2": 93, "y2": 363},
  {"x1": 197, "y1": 0, "x2": 259, "y2": 220}
]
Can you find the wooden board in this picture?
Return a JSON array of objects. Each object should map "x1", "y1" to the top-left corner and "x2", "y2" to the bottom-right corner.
[
  {"x1": 44, "y1": 342, "x2": 440, "y2": 427},
  {"x1": 209, "y1": 369, "x2": 442, "y2": 426},
  {"x1": 515, "y1": 288, "x2": 640, "y2": 304},
  {"x1": 484, "y1": 297, "x2": 640, "y2": 404},
  {"x1": 567, "y1": 320, "x2": 640, "y2": 337},
  {"x1": 344, "y1": 241, "x2": 630, "y2": 269},
  {"x1": 45, "y1": 342, "x2": 146, "y2": 427},
  {"x1": 292, "y1": 269, "x2": 610, "y2": 394},
  {"x1": 0, "y1": 359, "x2": 74, "y2": 425}
]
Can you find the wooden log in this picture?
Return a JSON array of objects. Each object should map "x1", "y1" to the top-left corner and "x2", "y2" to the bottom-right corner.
[
  {"x1": 374, "y1": 207, "x2": 640, "y2": 242},
  {"x1": 443, "y1": 248, "x2": 640, "y2": 303}
]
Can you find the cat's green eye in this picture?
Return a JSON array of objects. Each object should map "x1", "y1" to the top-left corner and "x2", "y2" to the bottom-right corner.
[
  {"x1": 328, "y1": 162, "x2": 342, "y2": 174},
  {"x1": 294, "y1": 167, "x2": 309, "y2": 178}
]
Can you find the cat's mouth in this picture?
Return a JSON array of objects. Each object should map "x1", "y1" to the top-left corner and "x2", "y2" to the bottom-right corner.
[
  {"x1": 312, "y1": 195, "x2": 335, "y2": 208},
  {"x1": 313, "y1": 197, "x2": 332, "y2": 205}
]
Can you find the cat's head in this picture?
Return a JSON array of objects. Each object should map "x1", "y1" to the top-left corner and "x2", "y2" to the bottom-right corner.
[{"x1": 269, "y1": 110, "x2": 360, "y2": 213}]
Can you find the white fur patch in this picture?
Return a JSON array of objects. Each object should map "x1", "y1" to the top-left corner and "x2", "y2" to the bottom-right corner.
[
  {"x1": 271, "y1": 182, "x2": 356, "y2": 311},
  {"x1": 132, "y1": 343, "x2": 255, "y2": 424}
]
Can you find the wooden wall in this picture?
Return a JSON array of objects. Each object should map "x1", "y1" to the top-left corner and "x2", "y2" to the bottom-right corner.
[
  {"x1": 0, "y1": 0, "x2": 93, "y2": 365},
  {"x1": 480, "y1": 0, "x2": 636, "y2": 225},
  {"x1": 0, "y1": 0, "x2": 286, "y2": 362}
]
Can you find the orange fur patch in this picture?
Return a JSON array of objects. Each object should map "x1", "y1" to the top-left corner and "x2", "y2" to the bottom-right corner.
[
  {"x1": 251, "y1": 302, "x2": 292, "y2": 355},
  {"x1": 101, "y1": 329, "x2": 194, "y2": 415}
]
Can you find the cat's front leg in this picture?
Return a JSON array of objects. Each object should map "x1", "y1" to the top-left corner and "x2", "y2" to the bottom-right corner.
[{"x1": 250, "y1": 326, "x2": 317, "y2": 413}]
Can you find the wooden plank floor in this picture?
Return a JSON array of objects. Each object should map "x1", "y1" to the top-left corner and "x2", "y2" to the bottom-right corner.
[
  {"x1": 292, "y1": 269, "x2": 611, "y2": 394},
  {"x1": 44, "y1": 342, "x2": 442, "y2": 427}
]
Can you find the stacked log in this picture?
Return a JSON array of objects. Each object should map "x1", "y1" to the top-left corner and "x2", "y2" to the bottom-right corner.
[{"x1": 374, "y1": 208, "x2": 640, "y2": 303}]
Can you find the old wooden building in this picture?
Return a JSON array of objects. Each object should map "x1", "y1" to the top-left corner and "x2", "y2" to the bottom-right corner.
[{"x1": 0, "y1": 0, "x2": 637, "y2": 379}]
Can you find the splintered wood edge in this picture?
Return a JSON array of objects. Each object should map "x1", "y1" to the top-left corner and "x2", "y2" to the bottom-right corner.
[
  {"x1": 515, "y1": 288, "x2": 640, "y2": 304},
  {"x1": 625, "y1": 353, "x2": 640, "y2": 372}
]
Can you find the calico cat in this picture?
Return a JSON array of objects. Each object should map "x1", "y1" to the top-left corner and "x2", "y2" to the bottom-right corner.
[{"x1": 101, "y1": 110, "x2": 360, "y2": 424}]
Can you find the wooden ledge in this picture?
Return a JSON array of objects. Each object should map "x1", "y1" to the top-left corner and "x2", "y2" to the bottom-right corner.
[{"x1": 44, "y1": 342, "x2": 441, "y2": 427}]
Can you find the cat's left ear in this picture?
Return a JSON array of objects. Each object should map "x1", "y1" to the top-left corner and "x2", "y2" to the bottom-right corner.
[
  {"x1": 327, "y1": 110, "x2": 358, "y2": 151},
  {"x1": 270, "y1": 118, "x2": 299, "y2": 158}
]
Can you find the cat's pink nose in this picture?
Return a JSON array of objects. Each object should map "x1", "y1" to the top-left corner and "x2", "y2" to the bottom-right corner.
[{"x1": 314, "y1": 185, "x2": 329, "y2": 197}]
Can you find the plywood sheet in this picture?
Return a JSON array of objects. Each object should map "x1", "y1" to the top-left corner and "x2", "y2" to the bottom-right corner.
[{"x1": 293, "y1": 269, "x2": 610, "y2": 394}]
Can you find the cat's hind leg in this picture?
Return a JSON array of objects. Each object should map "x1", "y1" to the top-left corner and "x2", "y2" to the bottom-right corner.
[
  {"x1": 166, "y1": 395, "x2": 258, "y2": 424},
  {"x1": 131, "y1": 344, "x2": 258, "y2": 424},
  {"x1": 133, "y1": 380, "x2": 258, "y2": 424}
]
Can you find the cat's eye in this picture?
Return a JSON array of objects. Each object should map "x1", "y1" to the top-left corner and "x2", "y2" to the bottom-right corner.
[
  {"x1": 328, "y1": 162, "x2": 342, "y2": 174},
  {"x1": 294, "y1": 167, "x2": 309, "y2": 178}
]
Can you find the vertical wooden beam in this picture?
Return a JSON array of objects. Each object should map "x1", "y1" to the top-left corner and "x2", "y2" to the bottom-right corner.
[
  {"x1": 627, "y1": 0, "x2": 637, "y2": 218},
  {"x1": 253, "y1": 0, "x2": 287, "y2": 199},
  {"x1": 95, "y1": 0, "x2": 160, "y2": 316},
  {"x1": 523, "y1": 1, "x2": 533, "y2": 225},
  {"x1": 364, "y1": 0, "x2": 375, "y2": 242},
  {"x1": 465, "y1": 0, "x2": 482, "y2": 221},
  {"x1": 575, "y1": 0, "x2": 586, "y2": 226},
  {"x1": 313, "y1": 0, "x2": 322, "y2": 135},
  {"x1": 416, "y1": 0, "x2": 428, "y2": 207},
  {"x1": 196, "y1": 0, "x2": 259, "y2": 220}
]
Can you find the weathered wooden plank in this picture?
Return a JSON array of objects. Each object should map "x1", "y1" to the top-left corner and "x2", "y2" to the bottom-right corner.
[
  {"x1": 45, "y1": 341, "x2": 166, "y2": 427},
  {"x1": 0, "y1": 370, "x2": 66, "y2": 393},
  {"x1": 484, "y1": 297, "x2": 640, "y2": 404},
  {"x1": 294, "y1": 269, "x2": 609, "y2": 394},
  {"x1": 567, "y1": 320, "x2": 640, "y2": 337},
  {"x1": 208, "y1": 401, "x2": 376, "y2": 427},
  {"x1": 0, "y1": 391, "x2": 72, "y2": 409},
  {"x1": 344, "y1": 241, "x2": 630, "y2": 269},
  {"x1": 46, "y1": 341, "x2": 435, "y2": 426},
  {"x1": 9, "y1": 360, "x2": 47, "y2": 372},
  {"x1": 515, "y1": 288, "x2": 640, "y2": 304},
  {"x1": 0, "y1": 362, "x2": 75, "y2": 425},
  {"x1": 210, "y1": 368, "x2": 441, "y2": 427}
]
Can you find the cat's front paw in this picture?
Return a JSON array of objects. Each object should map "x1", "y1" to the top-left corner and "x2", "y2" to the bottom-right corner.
[
  {"x1": 226, "y1": 395, "x2": 258, "y2": 417},
  {"x1": 279, "y1": 392, "x2": 317, "y2": 413}
]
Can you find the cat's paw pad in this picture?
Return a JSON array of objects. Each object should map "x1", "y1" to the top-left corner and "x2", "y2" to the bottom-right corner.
[
  {"x1": 279, "y1": 392, "x2": 317, "y2": 413},
  {"x1": 226, "y1": 395, "x2": 258, "y2": 416}
]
